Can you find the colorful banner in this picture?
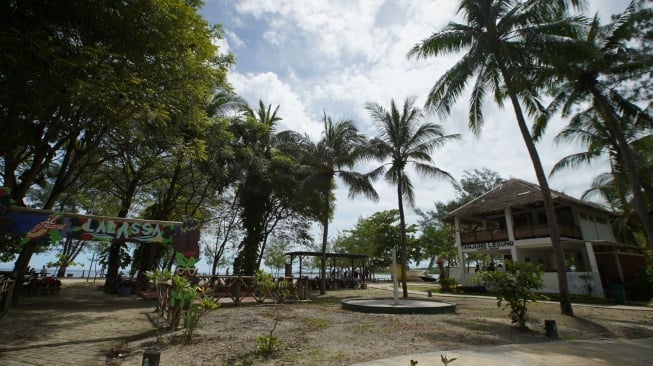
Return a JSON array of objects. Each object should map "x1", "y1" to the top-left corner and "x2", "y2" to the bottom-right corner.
[
  {"x1": 5, "y1": 209, "x2": 177, "y2": 244},
  {"x1": 2, "y1": 207, "x2": 199, "y2": 251}
]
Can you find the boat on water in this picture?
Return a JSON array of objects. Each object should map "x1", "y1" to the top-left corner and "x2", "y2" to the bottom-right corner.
[{"x1": 396, "y1": 268, "x2": 439, "y2": 282}]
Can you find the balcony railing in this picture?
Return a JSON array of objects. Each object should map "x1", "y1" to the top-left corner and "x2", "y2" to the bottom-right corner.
[
  {"x1": 460, "y1": 224, "x2": 581, "y2": 244},
  {"x1": 460, "y1": 228, "x2": 508, "y2": 244}
]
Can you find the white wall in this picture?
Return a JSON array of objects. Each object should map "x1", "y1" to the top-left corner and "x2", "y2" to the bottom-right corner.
[{"x1": 450, "y1": 268, "x2": 604, "y2": 298}]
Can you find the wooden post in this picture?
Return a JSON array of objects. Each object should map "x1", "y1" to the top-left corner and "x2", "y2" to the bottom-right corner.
[
  {"x1": 142, "y1": 349, "x2": 160, "y2": 366},
  {"x1": 545, "y1": 320, "x2": 558, "y2": 338}
]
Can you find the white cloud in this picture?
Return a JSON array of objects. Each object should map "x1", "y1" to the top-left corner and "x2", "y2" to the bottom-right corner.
[
  {"x1": 202, "y1": 0, "x2": 629, "y2": 241},
  {"x1": 228, "y1": 71, "x2": 323, "y2": 139}
]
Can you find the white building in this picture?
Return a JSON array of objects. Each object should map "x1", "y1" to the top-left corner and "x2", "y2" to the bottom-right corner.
[{"x1": 443, "y1": 179, "x2": 646, "y2": 298}]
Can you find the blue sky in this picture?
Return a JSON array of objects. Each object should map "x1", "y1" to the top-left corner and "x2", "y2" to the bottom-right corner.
[{"x1": 4, "y1": 0, "x2": 633, "y2": 274}]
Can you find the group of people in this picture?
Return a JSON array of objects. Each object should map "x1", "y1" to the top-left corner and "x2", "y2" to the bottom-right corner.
[
  {"x1": 26, "y1": 265, "x2": 48, "y2": 277},
  {"x1": 330, "y1": 266, "x2": 366, "y2": 281}
]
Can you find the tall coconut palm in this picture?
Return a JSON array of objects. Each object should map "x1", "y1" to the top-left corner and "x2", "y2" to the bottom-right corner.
[
  {"x1": 232, "y1": 100, "x2": 282, "y2": 275},
  {"x1": 407, "y1": 0, "x2": 583, "y2": 315},
  {"x1": 367, "y1": 97, "x2": 460, "y2": 298},
  {"x1": 278, "y1": 113, "x2": 379, "y2": 294},
  {"x1": 535, "y1": 3, "x2": 653, "y2": 250}
]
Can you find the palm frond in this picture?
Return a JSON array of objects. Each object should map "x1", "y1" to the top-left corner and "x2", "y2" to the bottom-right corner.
[
  {"x1": 399, "y1": 173, "x2": 416, "y2": 208},
  {"x1": 338, "y1": 171, "x2": 379, "y2": 202},
  {"x1": 550, "y1": 151, "x2": 603, "y2": 177},
  {"x1": 407, "y1": 24, "x2": 475, "y2": 60},
  {"x1": 412, "y1": 162, "x2": 456, "y2": 184}
]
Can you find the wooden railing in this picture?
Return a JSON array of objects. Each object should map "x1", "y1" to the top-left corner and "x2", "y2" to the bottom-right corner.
[
  {"x1": 198, "y1": 275, "x2": 310, "y2": 305},
  {"x1": 460, "y1": 228, "x2": 508, "y2": 244},
  {"x1": 513, "y1": 224, "x2": 581, "y2": 240},
  {"x1": 460, "y1": 224, "x2": 582, "y2": 244},
  {"x1": 0, "y1": 272, "x2": 16, "y2": 318}
]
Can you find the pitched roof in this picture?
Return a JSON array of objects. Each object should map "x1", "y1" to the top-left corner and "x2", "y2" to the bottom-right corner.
[{"x1": 443, "y1": 178, "x2": 611, "y2": 220}]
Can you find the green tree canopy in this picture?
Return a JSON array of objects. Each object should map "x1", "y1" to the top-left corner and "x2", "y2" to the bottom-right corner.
[{"x1": 333, "y1": 209, "x2": 420, "y2": 269}]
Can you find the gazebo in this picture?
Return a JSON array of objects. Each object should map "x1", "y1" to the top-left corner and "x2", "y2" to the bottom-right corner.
[{"x1": 285, "y1": 251, "x2": 369, "y2": 288}]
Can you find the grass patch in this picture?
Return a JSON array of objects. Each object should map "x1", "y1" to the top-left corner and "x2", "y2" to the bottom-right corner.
[{"x1": 307, "y1": 317, "x2": 328, "y2": 330}]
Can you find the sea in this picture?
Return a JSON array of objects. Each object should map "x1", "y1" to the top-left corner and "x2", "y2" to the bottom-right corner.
[{"x1": 0, "y1": 267, "x2": 104, "y2": 279}]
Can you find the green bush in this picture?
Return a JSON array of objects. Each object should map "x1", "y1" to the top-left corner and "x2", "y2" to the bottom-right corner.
[
  {"x1": 439, "y1": 277, "x2": 458, "y2": 292},
  {"x1": 256, "y1": 334, "x2": 282, "y2": 355},
  {"x1": 253, "y1": 270, "x2": 276, "y2": 302},
  {"x1": 626, "y1": 266, "x2": 653, "y2": 301},
  {"x1": 480, "y1": 261, "x2": 543, "y2": 329}
]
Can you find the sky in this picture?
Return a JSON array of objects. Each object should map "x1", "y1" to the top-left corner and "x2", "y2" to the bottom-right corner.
[
  {"x1": 200, "y1": 1, "x2": 630, "y2": 242},
  {"x1": 4, "y1": 0, "x2": 633, "y2": 274}
]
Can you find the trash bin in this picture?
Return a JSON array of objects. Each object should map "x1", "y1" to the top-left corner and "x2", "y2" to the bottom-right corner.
[{"x1": 610, "y1": 284, "x2": 625, "y2": 305}]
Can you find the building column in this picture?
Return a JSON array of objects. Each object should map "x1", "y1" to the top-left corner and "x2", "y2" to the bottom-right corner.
[
  {"x1": 585, "y1": 242, "x2": 604, "y2": 298},
  {"x1": 613, "y1": 247, "x2": 624, "y2": 283},
  {"x1": 504, "y1": 207, "x2": 518, "y2": 261},
  {"x1": 454, "y1": 217, "x2": 467, "y2": 285}
]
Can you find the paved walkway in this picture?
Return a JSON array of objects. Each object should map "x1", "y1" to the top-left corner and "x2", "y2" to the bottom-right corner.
[{"x1": 352, "y1": 337, "x2": 653, "y2": 365}]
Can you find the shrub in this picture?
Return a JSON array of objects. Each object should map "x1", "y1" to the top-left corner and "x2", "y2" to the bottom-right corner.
[
  {"x1": 480, "y1": 261, "x2": 543, "y2": 329},
  {"x1": 253, "y1": 270, "x2": 276, "y2": 303},
  {"x1": 256, "y1": 334, "x2": 282, "y2": 355},
  {"x1": 439, "y1": 277, "x2": 458, "y2": 292}
]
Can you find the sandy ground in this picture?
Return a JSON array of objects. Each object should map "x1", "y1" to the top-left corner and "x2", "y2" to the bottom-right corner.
[
  {"x1": 125, "y1": 282, "x2": 653, "y2": 365},
  {"x1": 2, "y1": 279, "x2": 652, "y2": 366}
]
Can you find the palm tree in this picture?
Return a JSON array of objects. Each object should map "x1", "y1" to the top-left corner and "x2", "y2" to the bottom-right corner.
[
  {"x1": 367, "y1": 97, "x2": 459, "y2": 298},
  {"x1": 232, "y1": 100, "x2": 282, "y2": 275},
  {"x1": 552, "y1": 107, "x2": 653, "y2": 246},
  {"x1": 407, "y1": 0, "x2": 583, "y2": 315},
  {"x1": 278, "y1": 113, "x2": 378, "y2": 294},
  {"x1": 535, "y1": 3, "x2": 653, "y2": 250}
]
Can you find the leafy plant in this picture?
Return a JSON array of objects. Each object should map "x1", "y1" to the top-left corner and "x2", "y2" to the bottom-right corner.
[
  {"x1": 253, "y1": 270, "x2": 276, "y2": 303},
  {"x1": 480, "y1": 261, "x2": 543, "y2": 329},
  {"x1": 256, "y1": 274, "x2": 291, "y2": 356},
  {"x1": 256, "y1": 334, "x2": 282, "y2": 355},
  {"x1": 439, "y1": 277, "x2": 458, "y2": 293},
  {"x1": 441, "y1": 354, "x2": 457, "y2": 365},
  {"x1": 182, "y1": 287, "x2": 218, "y2": 343},
  {"x1": 175, "y1": 252, "x2": 197, "y2": 269},
  {"x1": 166, "y1": 273, "x2": 219, "y2": 343},
  {"x1": 146, "y1": 269, "x2": 172, "y2": 315}
]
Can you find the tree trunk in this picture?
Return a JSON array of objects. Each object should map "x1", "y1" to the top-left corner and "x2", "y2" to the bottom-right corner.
[
  {"x1": 507, "y1": 91, "x2": 574, "y2": 316},
  {"x1": 591, "y1": 88, "x2": 653, "y2": 250},
  {"x1": 10, "y1": 241, "x2": 36, "y2": 305},
  {"x1": 396, "y1": 177, "x2": 409, "y2": 298},
  {"x1": 105, "y1": 239, "x2": 123, "y2": 293},
  {"x1": 320, "y1": 186, "x2": 331, "y2": 295},
  {"x1": 56, "y1": 265, "x2": 68, "y2": 278}
]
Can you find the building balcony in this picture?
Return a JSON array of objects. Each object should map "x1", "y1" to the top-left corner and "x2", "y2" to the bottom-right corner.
[
  {"x1": 460, "y1": 224, "x2": 582, "y2": 244},
  {"x1": 460, "y1": 228, "x2": 508, "y2": 244}
]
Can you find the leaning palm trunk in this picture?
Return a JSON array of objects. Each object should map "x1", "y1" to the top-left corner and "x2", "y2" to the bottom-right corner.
[
  {"x1": 506, "y1": 90, "x2": 574, "y2": 316},
  {"x1": 591, "y1": 89, "x2": 653, "y2": 250}
]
